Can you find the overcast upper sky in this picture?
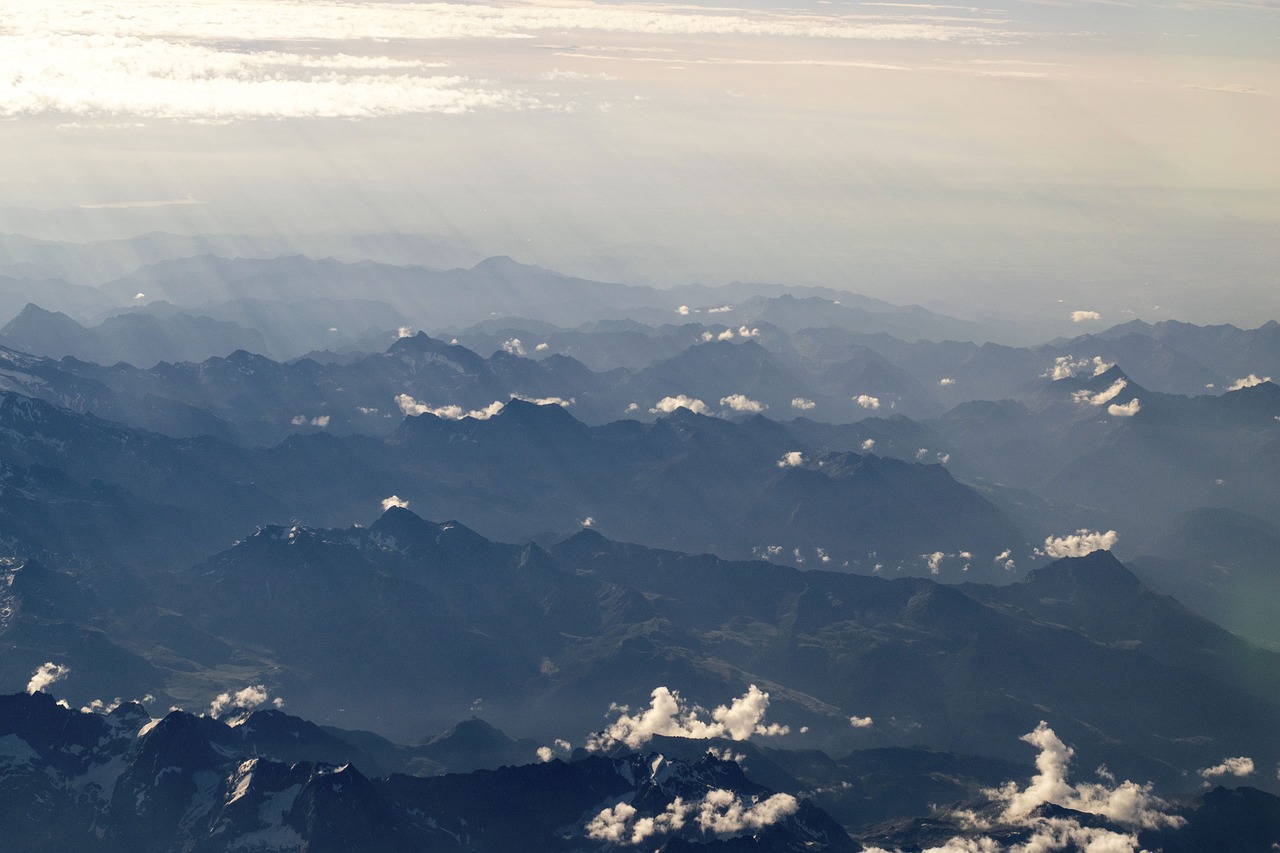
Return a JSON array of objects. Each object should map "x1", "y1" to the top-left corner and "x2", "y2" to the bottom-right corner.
[{"x1": 2, "y1": 0, "x2": 1278, "y2": 323}]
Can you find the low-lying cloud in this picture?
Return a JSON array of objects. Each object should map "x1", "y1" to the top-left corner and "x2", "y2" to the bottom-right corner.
[
  {"x1": 1072, "y1": 378, "x2": 1127, "y2": 407},
  {"x1": 1227, "y1": 373, "x2": 1271, "y2": 391},
  {"x1": 27, "y1": 662, "x2": 70, "y2": 694},
  {"x1": 1042, "y1": 529, "x2": 1118, "y2": 558},
  {"x1": 720, "y1": 394, "x2": 765, "y2": 413},
  {"x1": 396, "y1": 393, "x2": 504, "y2": 420},
  {"x1": 587, "y1": 685, "x2": 789, "y2": 751},
  {"x1": 650, "y1": 395, "x2": 708, "y2": 415}
]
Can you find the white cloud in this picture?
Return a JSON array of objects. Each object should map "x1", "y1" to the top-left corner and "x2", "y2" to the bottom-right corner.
[
  {"x1": 854, "y1": 394, "x2": 881, "y2": 409},
  {"x1": 1072, "y1": 378, "x2": 1127, "y2": 407},
  {"x1": 650, "y1": 395, "x2": 708, "y2": 415},
  {"x1": 310, "y1": 415, "x2": 330, "y2": 427},
  {"x1": 1070, "y1": 310, "x2": 1102, "y2": 323},
  {"x1": 849, "y1": 715, "x2": 874, "y2": 728},
  {"x1": 27, "y1": 662, "x2": 70, "y2": 694},
  {"x1": 861, "y1": 438, "x2": 875, "y2": 451},
  {"x1": 382, "y1": 495, "x2": 409, "y2": 511},
  {"x1": 501, "y1": 337, "x2": 526, "y2": 356},
  {"x1": 1107, "y1": 398, "x2": 1141, "y2": 417},
  {"x1": 1045, "y1": 355, "x2": 1113, "y2": 381},
  {"x1": 994, "y1": 549, "x2": 1015, "y2": 571},
  {"x1": 537, "y1": 746, "x2": 555, "y2": 762},
  {"x1": 209, "y1": 685, "x2": 283, "y2": 719},
  {"x1": 777, "y1": 451, "x2": 804, "y2": 468},
  {"x1": 791, "y1": 398, "x2": 816, "y2": 410},
  {"x1": 937, "y1": 452, "x2": 950, "y2": 464},
  {"x1": 939, "y1": 377, "x2": 955, "y2": 386},
  {"x1": 717, "y1": 328, "x2": 736, "y2": 341},
  {"x1": 697, "y1": 789, "x2": 798, "y2": 836},
  {"x1": 358, "y1": 406, "x2": 379, "y2": 415},
  {"x1": 708, "y1": 305, "x2": 733, "y2": 313},
  {"x1": 133, "y1": 292, "x2": 145, "y2": 299},
  {"x1": 994, "y1": 722, "x2": 1183, "y2": 830},
  {"x1": 916, "y1": 447, "x2": 928, "y2": 460},
  {"x1": 291, "y1": 415, "x2": 306, "y2": 425},
  {"x1": 511, "y1": 393, "x2": 575, "y2": 407},
  {"x1": 397, "y1": 326, "x2": 414, "y2": 339},
  {"x1": 676, "y1": 305, "x2": 691, "y2": 316},
  {"x1": 535, "y1": 342, "x2": 550, "y2": 352},
  {"x1": 396, "y1": 393, "x2": 504, "y2": 420},
  {"x1": 924, "y1": 551, "x2": 946, "y2": 574},
  {"x1": 1227, "y1": 373, "x2": 1271, "y2": 391},
  {"x1": 581, "y1": 516, "x2": 595, "y2": 527},
  {"x1": 587, "y1": 685, "x2": 789, "y2": 751},
  {"x1": 586, "y1": 797, "x2": 691, "y2": 845},
  {"x1": 1043, "y1": 529, "x2": 1118, "y2": 558},
  {"x1": 1200, "y1": 756, "x2": 1254, "y2": 779},
  {"x1": 737, "y1": 325, "x2": 760, "y2": 338},
  {"x1": 625, "y1": 402, "x2": 639, "y2": 413},
  {"x1": 720, "y1": 393, "x2": 766, "y2": 413}
]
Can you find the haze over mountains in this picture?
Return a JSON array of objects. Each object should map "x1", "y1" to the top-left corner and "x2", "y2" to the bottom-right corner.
[{"x1": 0, "y1": 241, "x2": 1278, "y2": 851}]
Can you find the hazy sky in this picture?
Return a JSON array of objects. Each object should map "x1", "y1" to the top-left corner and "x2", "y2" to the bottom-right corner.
[{"x1": 2, "y1": 0, "x2": 1278, "y2": 323}]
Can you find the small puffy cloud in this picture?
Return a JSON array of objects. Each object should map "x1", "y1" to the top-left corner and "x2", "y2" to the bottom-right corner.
[
  {"x1": 861, "y1": 439, "x2": 875, "y2": 451},
  {"x1": 939, "y1": 377, "x2": 955, "y2": 386},
  {"x1": 995, "y1": 549, "x2": 1016, "y2": 571},
  {"x1": 937, "y1": 452, "x2": 950, "y2": 464},
  {"x1": 1073, "y1": 378, "x2": 1127, "y2": 407},
  {"x1": 535, "y1": 342, "x2": 550, "y2": 352},
  {"x1": 717, "y1": 328, "x2": 735, "y2": 341},
  {"x1": 915, "y1": 447, "x2": 928, "y2": 460},
  {"x1": 791, "y1": 397, "x2": 816, "y2": 410},
  {"x1": 1108, "y1": 398, "x2": 1141, "y2": 417},
  {"x1": 720, "y1": 393, "x2": 766, "y2": 413},
  {"x1": 854, "y1": 394, "x2": 881, "y2": 410},
  {"x1": 27, "y1": 662, "x2": 70, "y2": 694},
  {"x1": 697, "y1": 789, "x2": 798, "y2": 836},
  {"x1": 708, "y1": 305, "x2": 733, "y2": 314},
  {"x1": 737, "y1": 326, "x2": 760, "y2": 338},
  {"x1": 777, "y1": 451, "x2": 804, "y2": 468},
  {"x1": 209, "y1": 685, "x2": 282, "y2": 719},
  {"x1": 310, "y1": 415, "x2": 330, "y2": 427},
  {"x1": 1200, "y1": 756, "x2": 1254, "y2": 779},
  {"x1": 1071, "y1": 310, "x2": 1102, "y2": 323},
  {"x1": 396, "y1": 393, "x2": 504, "y2": 420},
  {"x1": 133, "y1": 292, "x2": 145, "y2": 299},
  {"x1": 357, "y1": 406, "x2": 379, "y2": 415},
  {"x1": 586, "y1": 798, "x2": 690, "y2": 845},
  {"x1": 849, "y1": 715, "x2": 874, "y2": 728},
  {"x1": 676, "y1": 305, "x2": 691, "y2": 316},
  {"x1": 501, "y1": 337, "x2": 526, "y2": 356},
  {"x1": 650, "y1": 395, "x2": 708, "y2": 415},
  {"x1": 588, "y1": 685, "x2": 788, "y2": 751},
  {"x1": 381, "y1": 495, "x2": 409, "y2": 512},
  {"x1": 1228, "y1": 374, "x2": 1271, "y2": 391},
  {"x1": 923, "y1": 551, "x2": 946, "y2": 574},
  {"x1": 396, "y1": 326, "x2": 414, "y2": 339},
  {"x1": 536, "y1": 746, "x2": 555, "y2": 762},
  {"x1": 625, "y1": 402, "x2": 639, "y2": 413},
  {"x1": 1043, "y1": 529, "x2": 1119, "y2": 558},
  {"x1": 291, "y1": 415, "x2": 306, "y2": 425},
  {"x1": 1046, "y1": 355, "x2": 1113, "y2": 381},
  {"x1": 581, "y1": 516, "x2": 595, "y2": 527}
]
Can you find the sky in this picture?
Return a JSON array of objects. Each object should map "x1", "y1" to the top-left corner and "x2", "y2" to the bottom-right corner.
[{"x1": 2, "y1": 0, "x2": 1278, "y2": 324}]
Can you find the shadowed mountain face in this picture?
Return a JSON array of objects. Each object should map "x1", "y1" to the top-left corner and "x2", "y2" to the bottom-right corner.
[
  {"x1": 0, "y1": 691, "x2": 853, "y2": 853},
  {"x1": 0, "y1": 387, "x2": 1023, "y2": 575},
  {"x1": 3, "y1": 505, "x2": 1276, "y2": 794}
]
